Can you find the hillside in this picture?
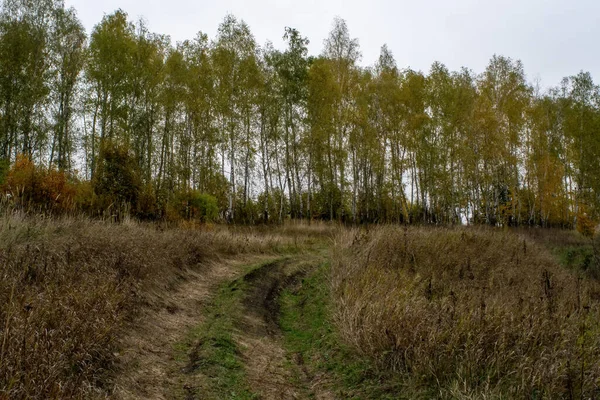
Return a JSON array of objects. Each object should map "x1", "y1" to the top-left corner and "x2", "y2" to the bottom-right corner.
[{"x1": 2, "y1": 216, "x2": 599, "y2": 398}]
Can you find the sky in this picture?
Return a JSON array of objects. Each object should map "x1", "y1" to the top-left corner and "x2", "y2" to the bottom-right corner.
[{"x1": 63, "y1": 0, "x2": 600, "y2": 88}]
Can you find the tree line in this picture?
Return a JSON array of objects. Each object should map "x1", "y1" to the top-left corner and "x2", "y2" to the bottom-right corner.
[{"x1": 1, "y1": 0, "x2": 599, "y2": 227}]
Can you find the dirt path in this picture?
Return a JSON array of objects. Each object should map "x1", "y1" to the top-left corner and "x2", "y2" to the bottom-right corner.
[
  {"x1": 238, "y1": 258, "x2": 309, "y2": 399},
  {"x1": 111, "y1": 252, "x2": 332, "y2": 400},
  {"x1": 110, "y1": 255, "x2": 277, "y2": 400},
  {"x1": 236, "y1": 254, "x2": 334, "y2": 400}
]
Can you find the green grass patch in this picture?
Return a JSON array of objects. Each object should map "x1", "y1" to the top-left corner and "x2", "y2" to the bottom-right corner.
[
  {"x1": 553, "y1": 244, "x2": 600, "y2": 277},
  {"x1": 172, "y1": 260, "x2": 284, "y2": 400},
  {"x1": 279, "y1": 262, "x2": 405, "y2": 399}
]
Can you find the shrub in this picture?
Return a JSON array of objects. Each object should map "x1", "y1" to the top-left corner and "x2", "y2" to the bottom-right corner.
[
  {"x1": 136, "y1": 184, "x2": 161, "y2": 221},
  {"x1": 72, "y1": 179, "x2": 94, "y2": 214},
  {"x1": 235, "y1": 196, "x2": 260, "y2": 225},
  {"x1": 92, "y1": 141, "x2": 141, "y2": 217},
  {"x1": 192, "y1": 192, "x2": 219, "y2": 222},
  {"x1": 1, "y1": 155, "x2": 76, "y2": 214},
  {"x1": 169, "y1": 190, "x2": 220, "y2": 223}
]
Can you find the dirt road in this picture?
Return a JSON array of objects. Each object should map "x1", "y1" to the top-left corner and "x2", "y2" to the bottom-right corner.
[{"x1": 111, "y1": 252, "x2": 331, "y2": 400}]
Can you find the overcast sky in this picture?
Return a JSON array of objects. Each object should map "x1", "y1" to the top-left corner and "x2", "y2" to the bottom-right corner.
[{"x1": 63, "y1": 0, "x2": 599, "y2": 88}]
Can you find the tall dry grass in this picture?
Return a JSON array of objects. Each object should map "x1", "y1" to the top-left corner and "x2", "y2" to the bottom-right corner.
[
  {"x1": 0, "y1": 213, "x2": 329, "y2": 399},
  {"x1": 332, "y1": 226, "x2": 600, "y2": 399}
]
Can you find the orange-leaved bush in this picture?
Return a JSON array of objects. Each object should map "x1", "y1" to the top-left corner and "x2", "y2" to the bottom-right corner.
[{"x1": 2, "y1": 155, "x2": 76, "y2": 214}]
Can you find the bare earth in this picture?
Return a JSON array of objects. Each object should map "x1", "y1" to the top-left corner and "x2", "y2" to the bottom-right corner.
[{"x1": 110, "y1": 255, "x2": 271, "y2": 399}]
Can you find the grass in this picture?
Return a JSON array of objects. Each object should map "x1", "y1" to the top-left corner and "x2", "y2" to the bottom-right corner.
[
  {"x1": 518, "y1": 227, "x2": 600, "y2": 278},
  {"x1": 331, "y1": 226, "x2": 600, "y2": 399},
  {"x1": 0, "y1": 213, "x2": 331, "y2": 399},
  {"x1": 279, "y1": 262, "x2": 404, "y2": 399},
  {"x1": 5, "y1": 213, "x2": 599, "y2": 398}
]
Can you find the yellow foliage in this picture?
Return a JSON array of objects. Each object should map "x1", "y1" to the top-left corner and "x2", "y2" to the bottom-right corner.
[
  {"x1": 577, "y1": 206, "x2": 596, "y2": 237},
  {"x1": 2, "y1": 155, "x2": 77, "y2": 214}
]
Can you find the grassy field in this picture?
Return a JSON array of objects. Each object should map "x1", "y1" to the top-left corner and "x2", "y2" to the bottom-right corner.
[
  {"x1": 0, "y1": 213, "x2": 332, "y2": 399},
  {"x1": 1, "y1": 215, "x2": 599, "y2": 399},
  {"x1": 330, "y1": 226, "x2": 600, "y2": 399}
]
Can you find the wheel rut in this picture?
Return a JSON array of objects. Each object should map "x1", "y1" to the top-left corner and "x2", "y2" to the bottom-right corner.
[
  {"x1": 235, "y1": 254, "x2": 333, "y2": 400},
  {"x1": 109, "y1": 255, "x2": 276, "y2": 400},
  {"x1": 113, "y1": 252, "x2": 331, "y2": 400}
]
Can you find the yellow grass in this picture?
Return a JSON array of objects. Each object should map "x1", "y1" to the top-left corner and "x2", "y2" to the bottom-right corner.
[
  {"x1": 332, "y1": 226, "x2": 600, "y2": 398},
  {"x1": 0, "y1": 213, "x2": 332, "y2": 399}
]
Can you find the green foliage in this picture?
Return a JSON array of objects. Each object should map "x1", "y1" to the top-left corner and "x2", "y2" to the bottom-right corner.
[
  {"x1": 87, "y1": 10, "x2": 136, "y2": 140},
  {"x1": 50, "y1": 6, "x2": 87, "y2": 171},
  {"x1": 0, "y1": 1, "x2": 600, "y2": 228},
  {"x1": 0, "y1": 5, "x2": 50, "y2": 159},
  {"x1": 257, "y1": 189, "x2": 286, "y2": 224},
  {"x1": 557, "y1": 245, "x2": 597, "y2": 275},
  {"x1": 194, "y1": 193, "x2": 219, "y2": 222},
  {"x1": 234, "y1": 195, "x2": 261, "y2": 225},
  {"x1": 0, "y1": 158, "x2": 9, "y2": 185},
  {"x1": 171, "y1": 190, "x2": 219, "y2": 223},
  {"x1": 92, "y1": 141, "x2": 141, "y2": 215}
]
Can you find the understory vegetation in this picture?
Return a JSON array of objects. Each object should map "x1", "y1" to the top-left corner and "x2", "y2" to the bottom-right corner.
[
  {"x1": 331, "y1": 227, "x2": 600, "y2": 398},
  {"x1": 1, "y1": 211, "x2": 599, "y2": 399}
]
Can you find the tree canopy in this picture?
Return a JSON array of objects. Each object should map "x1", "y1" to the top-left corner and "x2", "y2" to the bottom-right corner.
[{"x1": 1, "y1": 1, "x2": 599, "y2": 227}]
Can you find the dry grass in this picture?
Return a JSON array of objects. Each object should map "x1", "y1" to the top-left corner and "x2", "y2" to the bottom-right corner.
[
  {"x1": 514, "y1": 226, "x2": 592, "y2": 248},
  {"x1": 332, "y1": 226, "x2": 600, "y2": 399},
  {"x1": 0, "y1": 213, "x2": 330, "y2": 399}
]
